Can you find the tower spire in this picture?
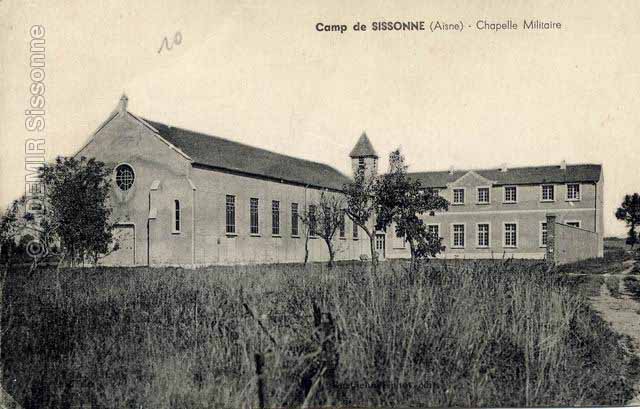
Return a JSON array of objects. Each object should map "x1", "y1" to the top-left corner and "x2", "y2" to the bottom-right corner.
[
  {"x1": 349, "y1": 131, "x2": 378, "y2": 178},
  {"x1": 349, "y1": 131, "x2": 378, "y2": 158}
]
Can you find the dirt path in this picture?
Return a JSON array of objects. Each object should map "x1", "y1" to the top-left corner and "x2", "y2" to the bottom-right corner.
[{"x1": 589, "y1": 262, "x2": 640, "y2": 406}]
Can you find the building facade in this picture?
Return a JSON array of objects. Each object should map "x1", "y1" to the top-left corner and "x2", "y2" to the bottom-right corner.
[
  {"x1": 78, "y1": 96, "x2": 603, "y2": 266},
  {"x1": 386, "y1": 165, "x2": 604, "y2": 260}
]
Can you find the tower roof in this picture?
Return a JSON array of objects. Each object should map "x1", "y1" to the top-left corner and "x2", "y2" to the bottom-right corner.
[{"x1": 349, "y1": 132, "x2": 378, "y2": 158}]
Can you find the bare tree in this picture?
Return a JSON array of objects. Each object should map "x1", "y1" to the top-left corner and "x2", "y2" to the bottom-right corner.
[{"x1": 300, "y1": 193, "x2": 345, "y2": 268}]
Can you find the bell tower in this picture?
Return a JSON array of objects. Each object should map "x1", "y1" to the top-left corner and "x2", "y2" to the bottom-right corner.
[{"x1": 349, "y1": 131, "x2": 378, "y2": 179}]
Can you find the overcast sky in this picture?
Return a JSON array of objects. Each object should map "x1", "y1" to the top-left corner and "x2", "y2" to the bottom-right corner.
[{"x1": 1, "y1": 0, "x2": 638, "y2": 236}]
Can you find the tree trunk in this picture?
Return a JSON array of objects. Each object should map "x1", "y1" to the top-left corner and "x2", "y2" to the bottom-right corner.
[
  {"x1": 303, "y1": 233, "x2": 310, "y2": 264},
  {"x1": 408, "y1": 239, "x2": 416, "y2": 271},
  {"x1": 325, "y1": 238, "x2": 335, "y2": 269},
  {"x1": 361, "y1": 226, "x2": 378, "y2": 266}
]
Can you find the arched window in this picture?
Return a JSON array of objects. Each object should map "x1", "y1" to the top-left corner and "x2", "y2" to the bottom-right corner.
[
  {"x1": 115, "y1": 164, "x2": 135, "y2": 191},
  {"x1": 172, "y1": 200, "x2": 181, "y2": 233}
]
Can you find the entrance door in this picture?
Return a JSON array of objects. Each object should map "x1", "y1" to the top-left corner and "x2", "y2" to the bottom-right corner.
[{"x1": 375, "y1": 233, "x2": 386, "y2": 259}]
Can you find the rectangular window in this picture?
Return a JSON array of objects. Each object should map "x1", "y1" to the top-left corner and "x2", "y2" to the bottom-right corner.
[
  {"x1": 339, "y1": 211, "x2": 346, "y2": 238},
  {"x1": 250, "y1": 198, "x2": 259, "y2": 235},
  {"x1": 353, "y1": 219, "x2": 358, "y2": 239},
  {"x1": 291, "y1": 203, "x2": 299, "y2": 236},
  {"x1": 172, "y1": 200, "x2": 181, "y2": 233},
  {"x1": 504, "y1": 186, "x2": 517, "y2": 203},
  {"x1": 427, "y1": 224, "x2": 440, "y2": 238},
  {"x1": 452, "y1": 224, "x2": 465, "y2": 248},
  {"x1": 540, "y1": 222, "x2": 548, "y2": 247},
  {"x1": 566, "y1": 221, "x2": 581, "y2": 228},
  {"x1": 477, "y1": 223, "x2": 490, "y2": 247},
  {"x1": 358, "y1": 158, "x2": 365, "y2": 172},
  {"x1": 567, "y1": 183, "x2": 580, "y2": 201},
  {"x1": 309, "y1": 204, "x2": 317, "y2": 237},
  {"x1": 477, "y1": 187, "x2": 490, "y2": 204},
  {"x1": 271, "y1": 200, "x2": 280, "y2": 236},
  {"x1": 453, "y1": 188, "x2": 465, "y2": 205},
  {"x1": 225, "y1": 195, "x2": 236, "y2": 234},
  {"x1": 541, "y1": 185, "x2": 555, "y2": 201},
  {"x1": 504, "y1": 223, "x2": 517, "y2": 247},
  {"x1": 394, "y1": 229, "x2": 406, "y2": 249}
]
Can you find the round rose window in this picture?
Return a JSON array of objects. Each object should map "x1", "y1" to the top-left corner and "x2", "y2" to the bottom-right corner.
[{"x1": 115, "y1": 164, "x2": 135, "y2": 191}]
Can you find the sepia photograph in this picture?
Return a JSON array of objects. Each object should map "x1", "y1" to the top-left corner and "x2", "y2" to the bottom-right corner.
[{"x1": 1, "y1": 1, "x2": 640, "y2": 407}]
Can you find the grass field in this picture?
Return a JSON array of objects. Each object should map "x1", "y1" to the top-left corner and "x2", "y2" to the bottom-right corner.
[{"x1": 2, "y1": 259, "x2": 639, "y2": 408}]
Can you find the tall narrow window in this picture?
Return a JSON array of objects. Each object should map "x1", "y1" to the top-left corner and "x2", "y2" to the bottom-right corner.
[
  {"x1": 540, "y1": 222, "x2": 548, "y2": 247},
  {"x1": 250, "y1": 198, "x2": 259, "y2": 235},
  {"x1": 353, "y1": 218, "x2": 358, "y2": 239},
  {"x1": 339, "y1": 211, "x2": 346, "y2": 238},
  {"x1": 172, "y1": 200, "x2": 181, "y2": 233},
  {"x1": 477, "y1": 224, "x2": 490, "y2": 247},
  {"x1": 291, "y1": 203, "x2": 299, "y2": 236},
  {"x1": 504, "y1": 223, "x2": 517, "y2": 247},
  {"x1": 225, "y1": 195, "x2": 236, "y2": 234},
  {"x1": 452, "y1": 224, "x2": 465, "y2": 248},
  {"x1": 309, "y1": 205, "x2": 317, "y2": 236},
  {"x1": 271, "y1": 200, "x2": 280, "y2": 236},
  {"x1": 358, "y1": 157, "x2": 365, "y2": 171}
]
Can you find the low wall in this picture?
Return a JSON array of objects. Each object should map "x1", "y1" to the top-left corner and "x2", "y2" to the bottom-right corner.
[{"x1": 546, "y1": 216, "x2": 599, "y2": 265}]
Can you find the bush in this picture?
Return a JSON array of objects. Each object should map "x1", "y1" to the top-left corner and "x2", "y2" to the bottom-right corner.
[
  {"x1": 605, "y1": 276, "x2": 621, "y2": 298},
  {"x1": 2, "y1": 261, "x2": 639, "y2": 407},
  {"x1": 624, "y1": 276, "x2": 640, "y2": 300}
]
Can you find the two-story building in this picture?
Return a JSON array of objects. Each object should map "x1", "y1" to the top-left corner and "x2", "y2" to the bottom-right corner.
[{"x1": 385, "y1": 163, "x2": 604, "y2": 260}]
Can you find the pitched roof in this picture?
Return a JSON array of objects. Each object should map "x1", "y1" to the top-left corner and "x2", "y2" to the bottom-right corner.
[
  {"x1": 408, "y1": 164, "x2": 602, "y2": 188},
  {"x1": 349, "y1": 132, "x2": 378, "y2": 158},
  {"x1": 142, "y1": 118, "x2": 352, "y2": 190}
]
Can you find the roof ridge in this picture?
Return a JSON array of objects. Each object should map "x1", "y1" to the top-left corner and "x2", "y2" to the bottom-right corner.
[{"x1": 408, "y1": 163, "x2": 601, "y2": 175}]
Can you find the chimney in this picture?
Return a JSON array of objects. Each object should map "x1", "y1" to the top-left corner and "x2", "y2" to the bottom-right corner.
[
  {"x1": 500, "y1": 163, "x2": 508, "y2": 172},
  {"x1": 448, "y1": 165, "x2": 454, "y2": 175},
  {"x1": 560, "y1": 160, "x2": 567, "y2": 170},
  {"x1": 119, "y1": 93, "x2": 128, "y2": 115}
]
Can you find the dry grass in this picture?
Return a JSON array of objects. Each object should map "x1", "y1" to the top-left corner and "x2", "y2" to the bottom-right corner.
[{"x1": 2, "y1": 260, "x2": 638, "y2": 408}]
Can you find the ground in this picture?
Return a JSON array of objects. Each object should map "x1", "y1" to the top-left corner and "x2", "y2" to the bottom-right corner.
[
  {"x1": 2, "y1": 245, "x2": 640, "y2": 407},
  {"x1": 588, "y1": 258, "x2": 640, "y2": 405}
]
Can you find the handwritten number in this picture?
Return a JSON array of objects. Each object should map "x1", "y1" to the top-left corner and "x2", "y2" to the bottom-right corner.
[{"x1": 158, "y1": 31, "x2": 182, "y2": 54}]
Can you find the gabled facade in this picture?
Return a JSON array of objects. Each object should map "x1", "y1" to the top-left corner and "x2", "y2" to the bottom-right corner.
[{"x1": 78, "y1": 96, "x2": 370, "y2": 266}]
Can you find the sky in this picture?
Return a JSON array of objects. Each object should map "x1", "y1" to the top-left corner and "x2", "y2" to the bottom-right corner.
[{"x1": 1, "y1": 0, "x2": 639, "y2": 236}]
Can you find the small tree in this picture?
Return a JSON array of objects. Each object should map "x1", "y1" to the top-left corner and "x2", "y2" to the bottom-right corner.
[
  {"x1": 376, "y1": 149, "x2": 449, "y2": 266},
  {"x1": 40, "y1": 156, "x2": 116, "y2": 265},
  {"x1": 300, "y1": 193, "x2": 345, "y2": 268},
  {"x1": 343, "y1": 169, "x2": 379, "y2": 264},
  {"x1": 0, "y1": 200, "x2": 20, "y2": 264},
  {"x1": 615, "y1": 193, "x2": 640, "y2": 249}
]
